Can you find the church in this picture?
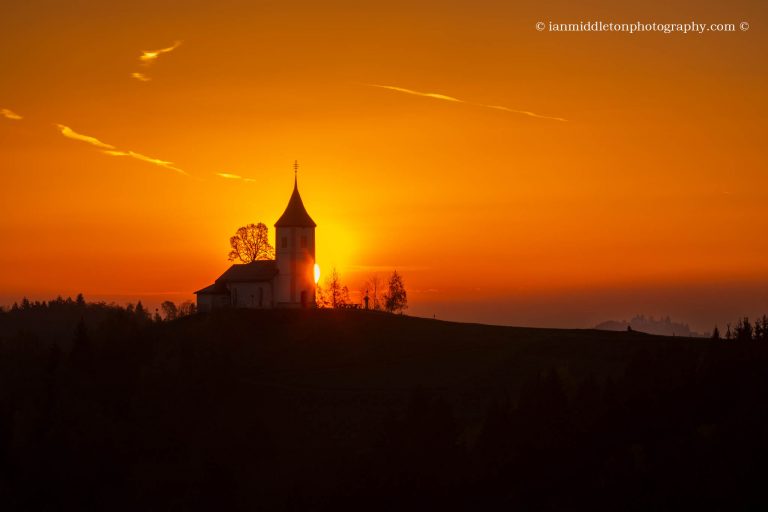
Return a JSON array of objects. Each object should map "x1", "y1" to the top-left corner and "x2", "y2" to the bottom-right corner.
[{"x1": 195, "y1": 170, "x2": 317, "y2": 311}]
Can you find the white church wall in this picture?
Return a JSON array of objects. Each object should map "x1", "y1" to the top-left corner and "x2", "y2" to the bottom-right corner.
[
  {"x1": 197, "y1": 294, "x2": 214, "y2": 312},
  {"x1": 230, "y1": 282, "x2": 273, "y2": 308},
  {"x1": 196, "y1": 293, "x2": 229, "y2": 312}
]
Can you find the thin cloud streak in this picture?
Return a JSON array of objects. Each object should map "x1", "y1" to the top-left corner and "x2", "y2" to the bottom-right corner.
[
  {"x1": 139, "y1": 41, "x2": 181, "y2": 64},
  {"x1": 131, "y1": 72, "x2": 151, "y2": 82},
  {"x1": 1, "y1": 108, "x2": 23, "y2": 120},
  {"x1": 57, "y1": 124, "x2": 115, "y2": 149},
  {"x1": 485, "y1": 104, "x2": 567, "y2": 122},
  {"x1": 132, "y1": 40, "x2": 181, "y2": 81},
  {"x1": 56, "y1": 124, "x2": 189, "y2": 176},
  {"x1": 366, "y1": 84, "x2": 567, "y2": 122},
  {"x1": 368, "y1": 85, "x2": 462, "y2": 103},
  {"x1": 216, "y1": 172, "x2": 257, "y2": 182},
  {"x1": 103, "y1": 150, "x2": 189, "y2": 176}
]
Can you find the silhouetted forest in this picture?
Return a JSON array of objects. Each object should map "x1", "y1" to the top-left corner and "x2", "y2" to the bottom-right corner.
[
  {"x1": 1, "y1": 299, "x2": 768, "y2": 510},
  {"x1": 595, "y1": 314, "x2": 702, "y2": 337}
]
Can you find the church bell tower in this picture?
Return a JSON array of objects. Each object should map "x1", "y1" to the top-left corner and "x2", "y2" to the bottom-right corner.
[{"x1": 274, "y1": 162, "x2": 316, "y2": 308}]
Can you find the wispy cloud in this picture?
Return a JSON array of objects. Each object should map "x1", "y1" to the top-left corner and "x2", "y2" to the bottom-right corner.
[
  {"x1": 1, "y1": 108, "x2": 23, "y2": 120},
  {"x1": 103, "y1": 150, "x2": 189, "y2": 176},
  {"x1": 130, "y1": 72, "x2": 151, "y2": 82},
  {"x1": 57, "y1": 124, "x2": 115, "y2": 149},
  {"x1": 483, "y1": 104, "x2": 567, "y2": 121},
  {"x1": 369, "y1": 85, "x2": 463, "y2": 103},
  {"x1": 56, "y1": 124, "x2": 189, "y2": 176},
  {"x1": 131, "y1": 40, "x2": 181, "y2": 81},
  {"x1": 366, "y1": 84, "x2": 567, "y2": 122},
  {"x1": 216, "y1": 172, "x2": 256, "y2": 182},
  {"x1": 139, "y1": 41, "x2": 182, "y2": 64}
]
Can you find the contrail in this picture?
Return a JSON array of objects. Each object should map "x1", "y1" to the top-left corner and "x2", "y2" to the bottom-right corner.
[
  {"x1": 139, "y1": 41, "x2": 182, "y2": 64},
  {"x1": 1, "y1": 108, "x2": 23, "y2": 120},
  {"x1": 56, "y1": 124, "x2": 189, "y2": 176},
  {"x1": 366, "y1": 84, "x2": 567, "y2": 122}
]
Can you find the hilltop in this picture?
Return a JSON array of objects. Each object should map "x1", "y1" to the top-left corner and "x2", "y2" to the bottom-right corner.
[
  {"x1": 159, "y1": 309, "x2": 692, "y2": 397},
  {"x1": 1, "y1": 307, "x2": 767, "y2": 510}
]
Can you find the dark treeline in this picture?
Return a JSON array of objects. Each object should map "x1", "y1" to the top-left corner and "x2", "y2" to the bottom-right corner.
[
  {"x1": 714, "y1": 315, "x2": 768, "y2": 341},
  {"x1": 0, "y1": 295, "x2": 194, "y2": 347},
  {"x1": 1, "y1": 304, "x2": 768, "y2": 510}
]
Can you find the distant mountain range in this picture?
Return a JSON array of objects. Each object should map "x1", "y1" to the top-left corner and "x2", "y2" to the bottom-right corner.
[{"x1": 595, "y1": 314, "x2": 704, "y2": 337}]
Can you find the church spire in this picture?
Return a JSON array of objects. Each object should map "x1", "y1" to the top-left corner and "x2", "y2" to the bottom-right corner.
[{"x1": 275, "y1": 160, "x2": 316, "y2": 228}]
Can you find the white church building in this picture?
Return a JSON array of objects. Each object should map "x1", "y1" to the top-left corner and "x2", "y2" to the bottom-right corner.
[{"x1": 195, "y1": 172, "x2": 317, "y2": 311}]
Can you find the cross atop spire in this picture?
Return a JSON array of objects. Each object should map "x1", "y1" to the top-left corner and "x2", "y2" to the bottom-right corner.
[{"x1": 293, "y1": 160, "x2": 299, "y2": 179}]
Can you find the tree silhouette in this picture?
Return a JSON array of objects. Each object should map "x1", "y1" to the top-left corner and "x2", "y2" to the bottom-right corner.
[
  {"x1": 228, "y1": 222, "x2": 275, "y2": 263},
  {"x1": 325, "y1": 267, "x2": 349, "y2": 308},
  {"x1": 754, "y1": 315, "x2": 768, "y2": 341},
  {"x1": 365, "y1": 274, "x2": 384, "y2": 310},
  {"x1": 384, "y1": 270, "x2": 408, "y2": 313},
  {"x1": 178, "y1": 301, "x2": 196, "y2": 317},
  {"x1": 161, "y1": 300, "x2": 178, "y2": 321},
  {"x1": 135, "y1": 301, "x2": 150, "y2": 322},
  {"x1": 735, "y1": 317, "x2": 753, "y2": 341},
  {"x1": 315, "y1": 284, "x2": 329, "y2": 308}
]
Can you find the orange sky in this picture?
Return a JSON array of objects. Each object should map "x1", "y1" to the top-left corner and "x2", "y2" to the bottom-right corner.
[{"x1": 1, "y1": 0, "x2": 766, "y2": 331}]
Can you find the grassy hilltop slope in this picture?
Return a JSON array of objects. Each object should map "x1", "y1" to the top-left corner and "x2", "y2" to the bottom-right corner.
[
  {"x1": 1, "y1": 307, "x2": 767, "y2": 510},
  {"x1": 170, "y1": 309, "x2": 668, "y2": 390}
]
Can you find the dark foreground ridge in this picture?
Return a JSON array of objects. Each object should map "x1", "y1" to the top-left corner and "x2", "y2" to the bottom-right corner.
[{"x1": 2, "y1": 308, "x2": 768, "y2": 510}]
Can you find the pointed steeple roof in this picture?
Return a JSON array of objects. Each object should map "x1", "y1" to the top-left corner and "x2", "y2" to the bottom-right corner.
[{"x1": 275, "y1": 169, "x2": 316, "y2": 228}]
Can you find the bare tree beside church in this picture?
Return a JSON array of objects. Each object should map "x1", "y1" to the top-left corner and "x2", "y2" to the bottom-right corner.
[
  {"x1": 326, "y1": 267, "x2": 350, "y2": 308},
  {"x1": 365, "y1": 273, "x2": 385, "y2": 310},
  {"x1": 228, "y1": 222, "x2": 275, "y2": 263}
]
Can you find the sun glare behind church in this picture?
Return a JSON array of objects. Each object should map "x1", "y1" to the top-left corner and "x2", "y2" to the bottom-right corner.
[{"x1": 314, "y1": 264, "x2": 321, "y2": 284}]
